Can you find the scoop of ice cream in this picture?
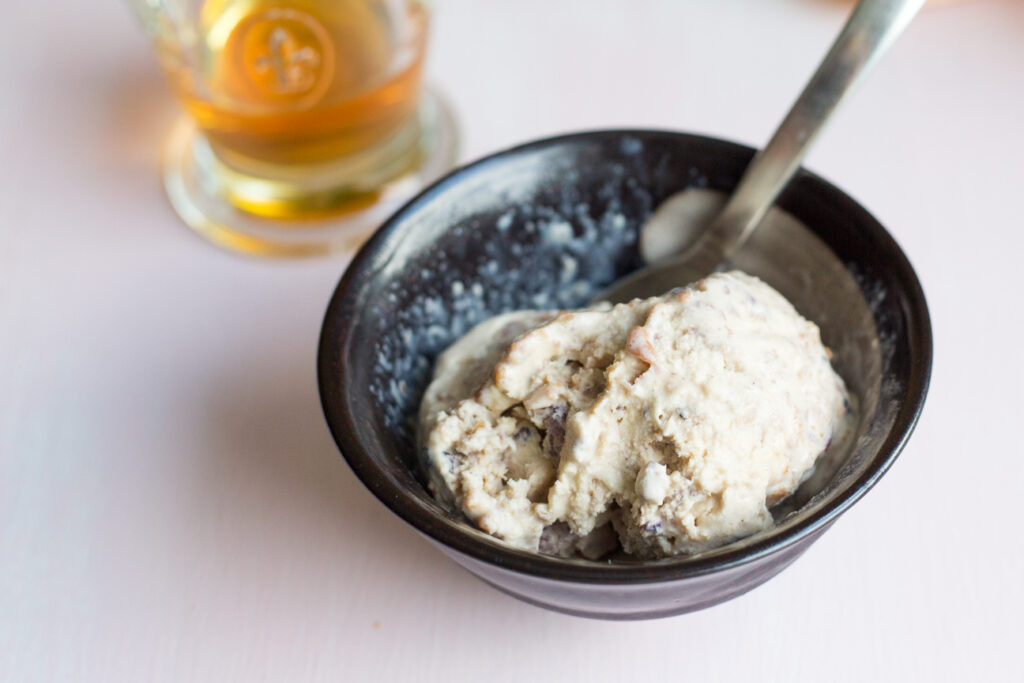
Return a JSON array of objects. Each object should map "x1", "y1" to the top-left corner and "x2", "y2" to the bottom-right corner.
[{"x1": 419, "y1": 271, "x2": 850, "y2": 559}]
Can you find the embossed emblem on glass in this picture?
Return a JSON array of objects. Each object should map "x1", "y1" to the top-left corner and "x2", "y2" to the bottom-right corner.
[{"x1": 236, "y1": 9, "x2": 334, "y2": 106}]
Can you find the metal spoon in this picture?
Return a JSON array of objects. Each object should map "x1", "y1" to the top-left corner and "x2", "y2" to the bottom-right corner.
[{"x1": 601, "y1": 0, "x2": 926, "y2": 303}]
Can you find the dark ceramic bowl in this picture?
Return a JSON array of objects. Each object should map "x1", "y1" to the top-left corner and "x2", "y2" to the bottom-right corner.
[{"x1": 318, "y1": 130, "x2": 932, "y2": 620}]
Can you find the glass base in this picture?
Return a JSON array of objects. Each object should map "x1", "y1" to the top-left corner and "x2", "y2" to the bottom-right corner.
[{"x1": 162, "y1": 88, "x2": 458, "y2": 257}]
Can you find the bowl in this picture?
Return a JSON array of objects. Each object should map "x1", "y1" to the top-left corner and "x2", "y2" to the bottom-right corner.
[{"x1": 317, "y1": 130, "x2": 932, "y2": 620}]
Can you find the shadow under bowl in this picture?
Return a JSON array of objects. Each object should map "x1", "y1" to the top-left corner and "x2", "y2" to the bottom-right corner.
[{"x1": 318, "y1": 130, "x2": 932, "y2": 620}]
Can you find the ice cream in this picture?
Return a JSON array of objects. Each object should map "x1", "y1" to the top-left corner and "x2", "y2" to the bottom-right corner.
[{"x1": 418, "y1": 271, "x2": 850, "y2": 559}]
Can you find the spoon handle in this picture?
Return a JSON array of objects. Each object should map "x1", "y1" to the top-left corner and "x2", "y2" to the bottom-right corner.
[{"x1": 696, "y1": 0, "x2": 926, "y2": 263}]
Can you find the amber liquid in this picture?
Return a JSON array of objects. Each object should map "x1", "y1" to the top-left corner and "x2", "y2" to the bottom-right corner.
[{"x1": 162, "y1": 0, "x2": 428, "y2": 215}]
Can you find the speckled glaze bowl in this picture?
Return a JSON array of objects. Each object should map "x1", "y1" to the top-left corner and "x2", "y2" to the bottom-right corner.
[{"x1": 318, "y1": 130, "x2": 932, "y2": 620}]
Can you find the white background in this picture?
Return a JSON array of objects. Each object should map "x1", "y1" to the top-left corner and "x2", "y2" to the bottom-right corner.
[{"x1": 2, "y1": 0, "x2": 1021, "y2": 681}]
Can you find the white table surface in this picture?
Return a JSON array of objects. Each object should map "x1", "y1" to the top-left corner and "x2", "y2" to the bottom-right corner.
[{"x1": 3, "y1": 0, "x2": 1021, "y2": 680}]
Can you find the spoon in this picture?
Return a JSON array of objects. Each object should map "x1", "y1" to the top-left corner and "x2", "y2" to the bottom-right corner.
[{"x1": 601, "y1": 0, "x2": 926, "y2": 303}]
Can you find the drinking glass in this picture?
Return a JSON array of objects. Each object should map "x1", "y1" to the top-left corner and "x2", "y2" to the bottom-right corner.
[{"x1": 129, "y1": 0, "x2": 456, "y2": 256}]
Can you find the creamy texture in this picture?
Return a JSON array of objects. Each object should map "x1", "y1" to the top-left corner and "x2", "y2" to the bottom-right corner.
[{"x1": 418, "y1": 271, "x2": 850, "y2": 559}]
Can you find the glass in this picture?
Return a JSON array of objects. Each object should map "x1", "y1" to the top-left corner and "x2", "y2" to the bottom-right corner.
[{"x1": 130, "y1": 0, "x2": 456, "y2": 256}]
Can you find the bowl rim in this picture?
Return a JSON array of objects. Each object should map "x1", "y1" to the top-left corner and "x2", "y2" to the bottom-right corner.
[{"x1": 318, "y1": 128, "x2": 933, "y2": 584}]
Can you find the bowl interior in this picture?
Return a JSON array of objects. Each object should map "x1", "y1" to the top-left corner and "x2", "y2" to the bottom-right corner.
[{"x1": 319, "y1": 130, "x2": 930, "y2": 577}]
